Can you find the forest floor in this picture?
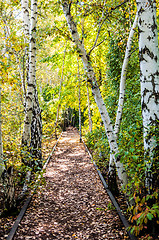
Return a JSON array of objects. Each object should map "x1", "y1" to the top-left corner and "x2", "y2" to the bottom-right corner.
[{"x1": 1, "y1": 127, "x2": 129, "y2": 239}]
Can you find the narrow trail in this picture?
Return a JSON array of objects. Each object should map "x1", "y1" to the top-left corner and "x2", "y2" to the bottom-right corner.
[{"x1": 14, "y1": 128, "x2": 128, "y2": 240}]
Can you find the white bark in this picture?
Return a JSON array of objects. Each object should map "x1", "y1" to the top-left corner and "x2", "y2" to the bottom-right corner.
[
  {"x1": 22, "y1": 0, "x2": 37, "y2": 149},
  {"x1": 114, "y1": 13, "x2": 138, "y2": 138},
  {"x1": 0, "y1": 87, "x2": 5, "y2": 178},
  {"x1": 77, "y1": 58, "x2": 82, "y2": 142},
  {"x1": 22, "y1": 0, "x2": 30, "y2": 38},
  {"x1": 54, "y1": 42, "x2": 67, "y2": 139},
  {"x1": 86, "y1": 82, "x2": 93, "y2": 132},
  {"x1": 28, "y1": 0, "x2": 42, "y2": 162},
  {"x1": 21, "y1": 0, "x2": 42, "y2": 196},
  {"x1": 29, "y1": 0, "x2": 37, "y2": 90},
  {"x1": 62, "y1": 1, "x2": 128, "y2": 187},
  {"x1": 22, "y1": 0, "x2": 30, "y2": 85},
  {"x1": 136, "y1": 0, "x2": 159, "y2": 190}
]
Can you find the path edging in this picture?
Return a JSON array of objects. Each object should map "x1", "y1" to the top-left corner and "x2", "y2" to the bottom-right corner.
[
  {"x1": 6, "y1": 132, "x2": 63, "y2": 240},
  {"x1": 81, "y1": 137, "x2": 137, "y2": 240}
]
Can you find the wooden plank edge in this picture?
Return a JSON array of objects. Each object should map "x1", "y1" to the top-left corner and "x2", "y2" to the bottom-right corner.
[
  {"x1": 7, "y1": 196, "x2": 32, "y2": 240},
  {"x1": 81, "y1": 138, "x2": 137, "y2": 240},
  {"x1": 6, "y1": 132, "x2": 63, "y2": 240}
]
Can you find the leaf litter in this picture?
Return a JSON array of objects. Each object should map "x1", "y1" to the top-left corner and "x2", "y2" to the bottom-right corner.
[{"x1": 13, "y1": 127, "x2": 128, "y2": 239}]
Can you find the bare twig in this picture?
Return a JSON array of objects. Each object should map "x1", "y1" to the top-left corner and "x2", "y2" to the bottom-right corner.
[{"x1": 88, "y1": 0, "x2": 128, "y2": 55}]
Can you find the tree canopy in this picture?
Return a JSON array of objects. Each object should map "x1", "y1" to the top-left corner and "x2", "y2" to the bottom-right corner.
[{"x1": 0, "y1": 0, "x2": 159, "y2": 238}]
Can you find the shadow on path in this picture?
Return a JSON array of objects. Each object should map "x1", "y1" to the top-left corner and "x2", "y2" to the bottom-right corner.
[{"x1": 15, "y1": 127, "x2": 128, "y2": 240}]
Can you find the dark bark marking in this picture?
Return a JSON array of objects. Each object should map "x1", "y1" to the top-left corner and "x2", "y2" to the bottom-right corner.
[
  {"x1": 151, "y1": 15, "x2": 157, "y2": 32},
  {"x1": 28, "y1": 83, "x2": 35, "y2": 88},
  {"x1": 143, "y1": 88, "x2": 149, "y2": 96},
  {"x1": 154, "y1": 55, "x2": 157, "y2": 62},
  {"x1": 139, "y1": 50, "x2": 147, "y2": 62},
  {"x1": 72, "y1": 30, "x2": 76, "y2": 35},
  {"x1": 138, "y1": 6, "x2": 145, "y2": 15},
  {"x1": 116, "y1": 155, "x2": 121, "y2": 162},
  {"x1": 142, "y1": 101, "x2": 149, "y2": 111},
  {"x1": 139, "y1": 17, "x2": 142, "y2": 26},
  {"x1": 142, "y1": 46, "x2": 155, "y2": 59},
  {"x1": 147, "y1": 35, "x2": 151, "y2": 41}
]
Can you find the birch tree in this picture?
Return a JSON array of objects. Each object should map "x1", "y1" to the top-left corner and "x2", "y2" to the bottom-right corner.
[
  {"x1": 86, "y1": 82, "x2": 93, "y2": 132},
  {"x1": 29, "y1": 0, "x2": 42, "y2": 163},
  {"x1": 77, "y1": 58, "x2": 82, "y2": 142},
  {"x1": 21, "y1": 0, "x2": 42, "y2": 196},
  {"x1": 136, "y1": 0, "x2": 159, "y2": 192},
  {"x1": 61, "y1": 0, "x2": 128, "y2": 188},
  {"x1": 22, "y1": 0, "x2": 42, "y2": 166},
  {"x1": 0, "y1": 87, "x2": 5, "y2": 178},
  {"x1": 114, "y1": 13, "x2": 138, "y2": 138},
  {"x1": 108, "y1": 13, "x2": 138, "y2": 192},
  {"x1": 21, "y1": 0, "x2": 30, "y2": 103},
  {"x1": 54, "y1": 42, "x2": 67, "y2": 139}
]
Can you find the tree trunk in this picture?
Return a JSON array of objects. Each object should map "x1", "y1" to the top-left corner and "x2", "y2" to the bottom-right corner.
[
  {"x1": 0, "y1": 87, "x2": 5, "y2": 178},
  {"x1": 21, "y1": 0, "x2": 30, "y2": 107},
  {"x1": 86, "y1": 82, "x2": 93, "y2": 132},
  {"x1": 30, "y1": 91, "x2": 42, "y2": 167},
  {"x1": 21, "y1": 0, "x2": 42, "y2": 198},
  {"x1": 108, "y1": 12, "x2": 138, "y2": 194},
  {"x1": 114, "y1": 13, "x2": 138, "y2": 138},
  {"x1": 62, "y1": 1, "x2": 128, "y2": 188},
  {"x1": 21, "y1": 0, "x2": 35, "y2": 157},
  {"x1": 22, "y1": 0, "x2": 42, "y2": 166},
  {"x1": 77, "y1": 58, "x2": 82, "y2": 142},
  {"x1": 21, "y1": 0, "x2": 30, "y2": 84},
  {"x1": 1, "y1": 166, "x2": 15, "y2": 212},
  {"x1": 54, "y1": 42, "x2": 67, "y2": 139},
  {"x1": 136, "y1": 0, "x2": 159, "y2": 192}
]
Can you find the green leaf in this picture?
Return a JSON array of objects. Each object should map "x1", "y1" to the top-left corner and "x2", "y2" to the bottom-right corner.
[{"x1": 147, "y1": 213, "x2": 153, "y2": 220}]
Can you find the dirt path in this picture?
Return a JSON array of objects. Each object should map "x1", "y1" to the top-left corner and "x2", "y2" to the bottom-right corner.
[{"x1": 14, "y1": 128, "x2": 128, "y2": 239}]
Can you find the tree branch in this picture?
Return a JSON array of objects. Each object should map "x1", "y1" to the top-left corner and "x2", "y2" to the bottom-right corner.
[
  {"x1": 54, "y1": 26, "x2": 73, "y2": 41},
  {"x1": 88, "y1": 0, "x2": 128, "y2": 56}
]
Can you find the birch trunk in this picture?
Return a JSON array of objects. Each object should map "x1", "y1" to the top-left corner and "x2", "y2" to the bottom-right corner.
[
  {"x1": 30, "y1": 91, "x2": 42, "y2": 165},
  {"x1": 29, "y1": 0, "x2": 42, "y2": 166},
  {"x1": 136, "y1": 0, "x2": 159, "y2": 192},
  {"x1": 22, "y1": 0, "x2": 42, "y2": 165},
  {"x1": 54, "y1": 42, "x2": 67, "y2": 139},
  {"x1": 20, "y1": 0, "x2": 42, "y2": 198},
  {"x1": 0, "y1": 87, "x2": 5, "y2": 178},
  {"x1": 108, "y1": 13, "x2": 138, "y2": 193},
  {"x1": 1, "y1": 166, "x2": 15, "y2": 211},
  {"x1": 62, "y1": 1, "x2": 128, "y2": 188},
  {"x1": 86, "y1": 82, "x2": 93, "y2": 132},
  {"x1": 22, "y1": 0, "x2": 37, "y2": 159},
  {"x1": 21, "y1": 0, "x2": 30, "y2": 85},
  {"x1": 114, "y1": 13, "x2": 138, "y2": 138},
  {"x1": 77, "y1": 58, "x2": 82, "y2": 142}
]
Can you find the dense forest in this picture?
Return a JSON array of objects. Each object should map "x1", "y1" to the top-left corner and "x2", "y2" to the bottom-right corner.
[{"x1": 0, "y1": 0, "x2": 159, "y2": 239}]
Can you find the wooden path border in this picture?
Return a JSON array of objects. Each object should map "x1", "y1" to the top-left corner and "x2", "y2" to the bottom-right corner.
[
  {"x1": 6, "y1": 130, "x2": 137, "y2": 240},
  {"x1": 6, "y1": 132, "x2": 63, "y2": 240},
  {"x1": 81, "y1": 137, "x2": 137, "y2": 240}
]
